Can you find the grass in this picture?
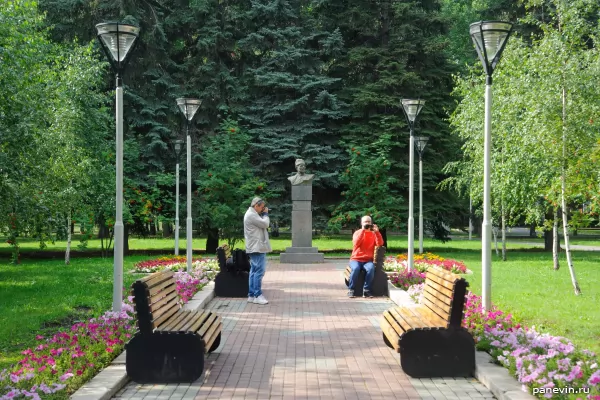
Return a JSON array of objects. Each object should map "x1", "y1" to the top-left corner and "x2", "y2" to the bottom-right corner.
[
  {"x1": 429, "y1": 249, "x2": 600, "y2": 355},
  {"x1": 0, "y1": 255, "x2": 167, "y2": 370},
  {"x1": 1, "y1": 236, "x2": 598, "y2": 374},
  {"x1": 0, "y1": 232, "x2": 551, "y2": 254}
]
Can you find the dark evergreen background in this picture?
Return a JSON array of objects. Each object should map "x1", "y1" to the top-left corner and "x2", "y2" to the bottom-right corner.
[{"x1": 36, "y1": 0, "x2": 531, "y2": 252}]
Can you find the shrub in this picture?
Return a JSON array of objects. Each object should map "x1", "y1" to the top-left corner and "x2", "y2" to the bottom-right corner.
[
  {"x1": 389, "y1": 269, "x2": 426, "y2": 290},
  {"x1": 407, "y1": 283, "x2": 425, "y2": 303}
]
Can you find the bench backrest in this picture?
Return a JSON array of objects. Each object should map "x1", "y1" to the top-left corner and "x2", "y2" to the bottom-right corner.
[
  {"x1": 421, "y1": 266, "x2": 468, "y2": 329},
  {"x1": 131, "y1": 270, "x2": 181, "y2": 335},
  {"x1": 374, "y1": 246, "x2": 386, "y2": 268}
]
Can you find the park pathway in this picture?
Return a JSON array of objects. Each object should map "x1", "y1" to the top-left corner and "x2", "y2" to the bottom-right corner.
[{"x1": 113, "y1": 262, "x2": 495, "y2": 400}]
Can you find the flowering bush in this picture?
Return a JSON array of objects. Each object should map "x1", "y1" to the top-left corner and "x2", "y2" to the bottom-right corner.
[
  {"x1": 463, "y1": 292, "x2": 600, "y2": 399},
  {"x1": 0, "y1": 302, "x2": 136, "y2": 399},
  {"x1": 384, "y1": 253, "x2": 469, "y2": 274},
  {"x1": 133, "y1": 256, "x2": 207, "y2": 273},
  {"x1": 134, "y1": 257, "x2": 219, "y2": 304},
  {"x1": 389, "y1": 268, "x2": 426, "y2": 290},
  {"x1": 407, "y1": 283, "x2": 425, "y2": 303}
]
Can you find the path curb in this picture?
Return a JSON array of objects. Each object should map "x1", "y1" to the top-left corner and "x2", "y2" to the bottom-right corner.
[
  {"x1": 386, "y1": 282, "x2": 535, "y2": 400},
  {"x1": 69, "y1": 281, "x2": 216, "y2": 400}
]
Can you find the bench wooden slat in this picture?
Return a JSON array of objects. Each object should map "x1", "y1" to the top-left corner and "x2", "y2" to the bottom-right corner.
[
  {"x1": 396, "y1": 306, "x2": 438, "y2": 329},
  {"x1": 139, "y1": 270, "x2": 175, "y2": 284},
  {"x1": 390, "y1": 307, "x2": 428, "y2": 331},
  {"x1": 172, "y1": 311, "x2": 199, "y2": 332},
  {"x1": 197, "y1": 313, "x2": 219, "y2": 337},
  {"x1": 380, "y1": 320, "x2": 401, "y2": 352},
  {"x1": 157, "y1": 308, "x2": 189, "y2": 331},
  {"x1": 383, "y1": 309, "x2": 410, "y2": 335},
  {"x1": 425, "y1": 277, "x2": 456, "y2": 298},
  {"x1": 204, "y1": 321, "x2": 223, "y2": 352},
  {"x1": 426, "y1": 266, "x2": 460, "y2": 283},
  {"x1": 409, "y1": 305, "x2": 448, "y2": 327},
  {"x1": 180, "y1": 312, "x2": 204, "y2": 332},
  {"x1": 148, "y1": 278, "x2": 177, "y2": 297},
  {"x1": 422, "y1": 290, "x2": 453, "y2": 316},
  {"x1": 423, "y1": 272, "x2": 456, "y2": 292},
  {"x1": 423, "y1": 285, "x2": 453, "y2": 307},
  {"x1": 188, "y1": 311, "x2": 211, "y2": 333},
  {"x1": 149, "y1": 295, "x2": 180, "y2": 320},
  {"x1": 202, "y1": 316, "x2": 222, "y2": 346},
  {"x1": 149, "y1": 291, "x2": 179, "y2": 312},
  {"x1": 420, "y1": 297, "x2": 454, "y2": 324},
  {"x1": 153, "y1": 302, "x2": 180, "y2": 329}
]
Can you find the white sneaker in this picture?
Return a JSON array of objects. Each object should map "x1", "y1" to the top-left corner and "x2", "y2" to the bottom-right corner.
[
  {"x1": 247, "y1": 296, "x2": 255, "y2": 303},
  {"x1": 253, "y1": 295, "x2": 269, "y2": 305}
]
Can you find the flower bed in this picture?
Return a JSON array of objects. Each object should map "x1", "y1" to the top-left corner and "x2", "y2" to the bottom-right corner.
[
  {"x1": 0, "y1": 259, "x2": 218, "y2": 399},
  {"x1": 464, "y1": 292, "x2": 599, "y2": 399},
  {"x1": 133, "y1": 256, "x2": 208, "y2": 273},
  {"x1": 0, "y1": 303, "x2": 136, "y2": 399},
  {"x1": 383, "y1": 252, "x2": 468, "y2": 275},
  {"x1": 133, "y1": 257, "x2": 219, "y2": 304}
]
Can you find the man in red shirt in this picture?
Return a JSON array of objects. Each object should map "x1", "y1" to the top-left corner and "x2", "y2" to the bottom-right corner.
[{"x1": 348, "y1": 215, "x2": 384, "y2": 298}]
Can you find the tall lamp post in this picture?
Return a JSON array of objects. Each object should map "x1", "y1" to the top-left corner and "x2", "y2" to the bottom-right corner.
[
  {"x1": 173, "y1": 139, "x2": 184, "y2": 256},
  {"x1": 470, "y1": 21, "x2": 513, "y2": 311},
  {"x1": 401, "y1": 99, "x2": 425, "y2": 271},
  {"x1": 415, "y1": 136, "x2": 429, "y2": 254},
  {"x1": 176, "y1": 98, "x2": 201, "y2": 273},
  {"x1": 96, "y1": 22, "x2": 140, "y2": 312}
]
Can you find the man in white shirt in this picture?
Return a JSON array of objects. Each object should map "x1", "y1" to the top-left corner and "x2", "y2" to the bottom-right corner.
[{"x1": 243, "y1": 197, "x2": 272, "y2": 305}]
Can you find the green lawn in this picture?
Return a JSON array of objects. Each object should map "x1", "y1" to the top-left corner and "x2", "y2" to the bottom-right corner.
[
  {"x1": 1, "y1": 237, "x2": 598, "y2": 372},
  {"x1": 0, "y1": 255, "x2": 164, "y2": 370},
  {"x1": 0, "y1": 232, "x2": 547, "y2": 254},
  {"x1": 435, "y1": 249, "x2": 600, "y2": 355}
]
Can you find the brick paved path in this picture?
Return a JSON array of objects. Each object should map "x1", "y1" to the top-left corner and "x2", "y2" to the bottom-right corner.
[{"x1": 114, "y1": 262, "x2": 495, "y2": 400}]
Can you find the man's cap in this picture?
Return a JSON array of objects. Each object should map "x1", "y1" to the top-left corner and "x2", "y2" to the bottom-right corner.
[{"x1": 251, "y1": 197, "x2": 264, "y2": 206}]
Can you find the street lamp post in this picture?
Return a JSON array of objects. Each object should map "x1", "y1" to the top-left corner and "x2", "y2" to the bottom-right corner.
[
  {"x1": 174, "y1": 139, "x2": 184, "y2": 256},
  {"x1": 176, "y1": 98, "x2": 201, "y2": 273},
  {"x1": 95, "y1": 22, "x2": 140, "y2": 312},
  {"x1": 415, "y1": 136, "x2": 429, "y2": 254},
  {"x1": 470, "y1": 20, "x2": 513, "y2": 311},
  {"x1": 401, "y1": 99, "x2": 425, "y2": 271}
]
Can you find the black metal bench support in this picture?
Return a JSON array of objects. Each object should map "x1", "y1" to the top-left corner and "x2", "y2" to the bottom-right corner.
[{"x1": 399, "y1": 328, "x2": 475, "y2": 378}]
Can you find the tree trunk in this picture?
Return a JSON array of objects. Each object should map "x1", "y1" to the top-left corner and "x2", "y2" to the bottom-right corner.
[
  {"x1": 149, "y1": 221, "x2": 156, "y2": 236},
  {"x1": 529, "y1": 224, "x2": 536, "y2": 238},
  {"x1": 65, "y1": 212, "x2": 72, "y2": 265},
  {"x1": 493, "y1": 226, "x2": 499, "y2": 256},
  {"x1": 124, "y1": 224, "x2": 130, "y2": 255},
  {"x1": 205, "y1": 228, "x2": 219, "y2": 254},
  {"x1": 98, "y1": 224, "x2": 109, "y2": 239},
  {"x1": 162, "y1": 222, "x2": 172, "y2": 238},
  {"x1": 380, "y1": 228, "x2": 388, "y2": 250},
  {"x1": 501, "y1": 211, "x2": 507, "y2": 261},
  {"x1": 71, "y1": 221, "x2": 75, "y2": 234},
  {"x1": 561, "y1": 85, "x2": 580, "y2": 295},
  {"x1": 553, "y1": 208, "x2": 560, "y2": 270}
]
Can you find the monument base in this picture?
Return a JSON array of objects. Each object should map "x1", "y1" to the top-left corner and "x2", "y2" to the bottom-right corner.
[{"x1": 280, "y1": 247, "x2": 324, "y2": 264}]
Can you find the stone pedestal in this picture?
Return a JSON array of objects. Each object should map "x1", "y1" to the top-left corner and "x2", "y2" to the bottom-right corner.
[{"x1": 280, "y1": 182, "x2": 324, "y2": 263}]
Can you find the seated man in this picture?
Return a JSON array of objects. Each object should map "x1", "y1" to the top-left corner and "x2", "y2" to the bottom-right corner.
[{"x1": 348, "y1": 215, "x2": 384, "y2": 298}]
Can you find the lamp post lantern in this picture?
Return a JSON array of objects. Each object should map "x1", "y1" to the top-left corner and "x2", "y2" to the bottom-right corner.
[
  {"x1": 401, "y1": 99, "x2": 425, "y2": 271},
  {"x1": 176, "y1": 98, "x2": 201, "y2": 273},
  {"x1": 470, "y1": 20, "x2": 512, "y2": 312},
  {"x1": 174, "y1": 139, "x2": 184, "y2": 256},
  {"x1": 95, "y1": 22, "x2": 140, "y2": 312},
  {"x1": 415, "y1": 136, "x2": 429, "y2": 254}
]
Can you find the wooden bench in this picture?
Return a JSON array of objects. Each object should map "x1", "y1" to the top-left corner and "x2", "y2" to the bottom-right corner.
[
  {"x1": 343, "y1": 246, "x2": 389, "y2": 297},
  {"x1": 126, "y1": 270, "x2": 222, "y2": 383},
  {"x1": 380, "y1": 266, "x2": 475, "y2": 377},
  {"x1": 214, "y1": 244, "x2": 249, "y2": 297}
]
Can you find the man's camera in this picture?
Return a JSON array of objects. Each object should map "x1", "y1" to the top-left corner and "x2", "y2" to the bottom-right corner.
[{"x1": 363, "y1": 224, "x2": 373, "y2": 230}]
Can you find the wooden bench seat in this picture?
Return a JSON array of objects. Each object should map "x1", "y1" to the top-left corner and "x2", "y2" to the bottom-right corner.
[
  {"x1": 214, "y1": 244, "x2": 249, "y2": 297},
  {"x1": 126, "y1": 270, "x2": 222, "y2": 383},
  {"x1": 343, "y1": 246, "x2": 389, "y2": 297},
  {"x1": 381, "y1": 266, "x2": 475, "y2": 377}
]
